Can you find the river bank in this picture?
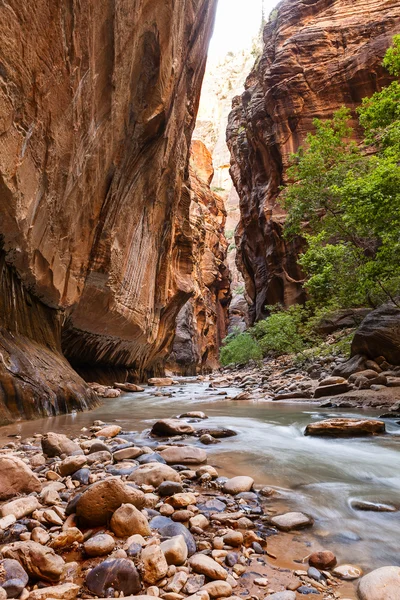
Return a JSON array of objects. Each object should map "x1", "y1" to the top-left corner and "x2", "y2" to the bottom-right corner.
[{"x1": 0, "y1": 378, "x2": 399, "y2": 599}]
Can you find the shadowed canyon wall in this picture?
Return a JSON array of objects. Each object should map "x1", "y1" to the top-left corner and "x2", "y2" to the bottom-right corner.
[
  {"x1": 227, "y1": 0, "x2": 400, "y2": 324},
  {"x1": 168, "y1": 141, "x2": 231, "y2": 375},
  {"x1": 0, "y1": 0, "x2": 217, "y2": 421}
]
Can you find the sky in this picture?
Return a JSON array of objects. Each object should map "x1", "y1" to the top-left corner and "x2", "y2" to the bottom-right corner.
[{"x1": 208, "y1": 0, "x2": 279, "y2": 63}]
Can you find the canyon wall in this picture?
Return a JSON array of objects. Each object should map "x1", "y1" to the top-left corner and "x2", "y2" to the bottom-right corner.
[
  {"x1": 227, "y1": 0, "x2": 400, "y2": 324},
  {"x1": 168, "y1": 141, "x2": 230, "y2": 375},
  {"x1": 0, "y1": 0, "x2": 217, "y2": 421}
]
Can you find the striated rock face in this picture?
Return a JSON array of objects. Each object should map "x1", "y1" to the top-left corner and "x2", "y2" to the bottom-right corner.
[
  {"x1": 0, "y1": 0, "x2": 217, "y2": 421},
  {"x1": 227, "y1": 0, "x2": 400, "y2": 323},
  {"x1": 168, "y1": 141, "x2": 230, "y2": 374}
]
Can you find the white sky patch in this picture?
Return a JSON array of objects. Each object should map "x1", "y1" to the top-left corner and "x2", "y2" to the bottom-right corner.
[{"x1": 208, "y1": 0, "x2": 279, "y2": 63}]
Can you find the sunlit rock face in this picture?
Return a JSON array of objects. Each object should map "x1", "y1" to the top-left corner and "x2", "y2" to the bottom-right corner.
[
  {"x1": 0, "y1": 0, "x2": 217, "y2": 421},
  {"x1": 227, "y1": 0, "x2": 400, "y2": 324},
  {"x1": 168, "y1": 141, "x2": 231, "y2": 375}
]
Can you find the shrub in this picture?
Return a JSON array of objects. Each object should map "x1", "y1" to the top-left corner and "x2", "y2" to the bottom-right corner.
[
  {"x1": 220, "y1": 332, "x2": 262, "y2": 367},
  {"x1": 251, "y1": 305, "x2": 309, "y2": 356}
]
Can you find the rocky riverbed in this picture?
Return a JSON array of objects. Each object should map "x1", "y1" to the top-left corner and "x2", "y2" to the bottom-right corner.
[{"x1": 0, "y1": 407, "x2": 397, "y2": 600}]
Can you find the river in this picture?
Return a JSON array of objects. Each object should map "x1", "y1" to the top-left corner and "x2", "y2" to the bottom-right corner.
[{"x1": 1, "y1": 378, "x2": 399, "y2": 577}]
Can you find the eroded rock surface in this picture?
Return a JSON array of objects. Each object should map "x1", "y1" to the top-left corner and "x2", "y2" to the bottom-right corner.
[
  {"x1": 227, "y1": 0, "x2": 400, "y2": 322},
  {"x1": 0, "y1": 0, "x2": 217, "y2": 421}
]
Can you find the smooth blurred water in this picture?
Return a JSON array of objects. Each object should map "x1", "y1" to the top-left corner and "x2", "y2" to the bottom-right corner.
[{"x1": 1, "y1": 378, "x2": 400, "y2": 571}]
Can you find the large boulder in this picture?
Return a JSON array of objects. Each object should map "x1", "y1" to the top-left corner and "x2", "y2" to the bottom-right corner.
[
  {"x1": 1, "y1": 541, "x2": 65, "y2": 582},
  {"x1": 351, "y1": 303, "x2": 400, "y2": 365},
  {"x1": 304, "y1": 418, "x2": 386, "y2": 437},
  {"x1": 358, "y1": 566, "x2": 400, "y2": 600},
  {"x1": 151, "y1": 419, "x2": 195, "y2": 436},
  {"x1": 76, "y1": 478, "x2": 145, "y2": 526},
  {"x1": 128, "y1": 463, "x2": 181, "y2": 487},
  {"x1": 0, "y1": 456, "x2": 41, "y2": 501},
  {"x1": 41, "y1": 433, "x2": 83, "y2": 457}
]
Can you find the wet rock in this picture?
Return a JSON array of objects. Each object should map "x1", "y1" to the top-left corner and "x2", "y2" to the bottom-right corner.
[
  {"x1": 189, "y1": 554, "x2": 228, "y2": 580},
  {"x1": 41, "y1": 433, "x2": 83, "y2": 457},
  {"x1": 114, "y1": 382, "x2": 145, "y2": 392},
  {"x1": 178, "y1": 412, "x2": 208, "y2": 419},
  {"x1": 86, "y1": 450, "x2": 112, "y2": 464},
  {"x1": 137, "y1": 453, "x2": 166, "y2": 465},
  {"x1": 128, "y1": 463, "x2": 181, "y2": 487},
  {"x1": 111, "y1": 503, "x2": 151, "y2": 537},
  {"x1": 223, "y1": 531, "x2": 243, "y2": 547},
  {"x1": 148, "y1": 378, "x2": 176, "y2": 386},
  {"x1": 1, "y1": 541, "x2": 65, "y2": 582},
  {"x1": 76, "y1": 478, "x2": 144, "y2": 526},
  {"x1": 86, "y1": 558, "x2": 141, "y2": 596},
  {"x1": 304, "y1": 418, "x2": 385, "y2": 437},
  {"x1": 314, "y1": 383, "x2": 350, "y2": 398},
  {"x1": 201, "y1": 581, "x2": 232, "y2": 597},
  {"x1": 88, "y1": 441, "x2": 110, "y2": 453},
  {"x1": 0, "y1": 496, "x2": 40, "y2": 520},
  {"x1": 160, "y1": 447, "x2": 207, "y2": 465},
  {"x1": 270, "y1": 512, "x2": 313, "y2": 531},
  {"x1": 196, "y1": 428, "x2": 237, "y2": 439},
  {"x1": 142, "y1": 544, "x2": 169, "y2": 584},
  {"x1": 350, "y1": 500, "x2": 397, "y2": 512},
  {"x1": 358, "y1": 566, "x2": 400, "y2": 600},
  {"x1": 84, "y1": 533, "x2": 115, "y2": 557},
  {"x1": 199, "y1": 434, "x2": 219, "y2": 445},
  {"x1": 151, "y1": 419, "x2": 195, "y2": 436},
  {"x1": 0, "y1": 558, "x2": 29, "y2": 598},
  {"x1": 332, "y1": 564, "x2": 363, "y2": 580},
  {"x1": 223, "y1": 476, "x2": 254, "y2": 495},
  {"x1": 95, "y1": 425, "x2": 122, "y2": 438},
  {"x1": 0, "y1": 457, "x2": 41, "y2": 501},
  {"x1": 308, "y1": 551, "x2": 337, "y2": 569},
  {"x1": 58, "y1": 455, "x2": 87, "y2": 477},
  {"x1": 160, "y1": 535, "x2": 188, "y2": 565}
]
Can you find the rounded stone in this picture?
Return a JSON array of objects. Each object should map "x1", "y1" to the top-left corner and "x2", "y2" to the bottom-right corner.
[
  {"x1": 358, "y1": 566, "x2": 400, "y2": 600},
  {"x1": 84, "y1": 534, "x2": 116, "y2": 557},
  {"x1": 128, "y1": 463, "x2": 181, "y2": 487},
  {"x1": 86, "y1": 558, "x2": 141, "y2": 596},
  {"x1": 158, "y1": 481, "x2": 184, "y2": 497},
  {"x1": 76, "y1": 478, "x2": 145, "y2": 526},
  {"x1": 110, "y1": 503, "x2": 151, "y2": 537},
  {"x1": 223, "y1": 476, "x2": 254, "y2": 495},
  {"x1": 0, "y1": 558, "x2": 29, "y2": 598},
  {"x1": 189, "y1": 554, "x2": 228, "y2": 580},
  {"x1": 309, "y1": 550, "x2": 337, "y2": 570}
]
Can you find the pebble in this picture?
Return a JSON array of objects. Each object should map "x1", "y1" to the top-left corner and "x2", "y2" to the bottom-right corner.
[{"x1": 84, "y1": 533, "x2": 115, "y2": 557}]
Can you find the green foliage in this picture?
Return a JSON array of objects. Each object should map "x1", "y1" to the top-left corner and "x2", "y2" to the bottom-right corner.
[
  {"x1": 251, "y1": 305, "x2": 309, "y2": 355},
  {"x1": 219, "y1": 331, "x2": 262, "y2": 366},
  {"x1": 268, "y1": 8, "x2": 279, "y2": 22},
  {"x1": 282, "y1": 38, "x2": 400, "y2": 309},
  {"x1": 211, "y1": 186, "x2": 225, "y2": 193}
]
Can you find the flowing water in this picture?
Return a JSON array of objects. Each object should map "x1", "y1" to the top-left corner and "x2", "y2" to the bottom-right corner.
[{"x1": 1, "y1": 378, "x2": 400, "y2": 574}]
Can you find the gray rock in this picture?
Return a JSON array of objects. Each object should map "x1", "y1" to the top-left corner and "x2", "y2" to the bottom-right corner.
[
  {"x1": 86, "y1": 558, "x2": 141, "y2": 596},
  {"x1": 0, "y1": 559, "x2": 29, "y2": 598}
]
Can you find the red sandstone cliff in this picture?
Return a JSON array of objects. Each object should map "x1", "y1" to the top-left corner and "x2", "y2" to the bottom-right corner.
[
  {"x1": 227, "y1": 0, "x2": 400, "y2": 324},
  {"x1": 0, "y1": 0, "x2": 217, "y2": 422},
  {"x1": 168, "y1": 141, "x2": 231, "y2": 374}
]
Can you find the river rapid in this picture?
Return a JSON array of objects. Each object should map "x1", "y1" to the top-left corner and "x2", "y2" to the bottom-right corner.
[{"x1": 1, "y1": 378, "x2": 400, "y2": 577}]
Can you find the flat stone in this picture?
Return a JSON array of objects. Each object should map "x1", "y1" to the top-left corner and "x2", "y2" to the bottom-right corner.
[
  {"x1": 151, "y1": 419, "x2": 194, "y2": 436},
  {"x1": 111, "y1": 503, "x2": 151, "y2": 537},
  {"x1": 113, "y1": 447, "x2": 144, "y2": 461},
  {"x1": 358, "y1": 566, "x2": 400, "y2": 600},
  {"x1": 0, "y1": 456, "x2": 41, "y2": 501},
  {"x1": 161, "y1": 534, "x2": 188, "y2": 565},
  {"x1": 223, "y1": 476, "x2": 254, "y2": 495},
  {"x1": 128, "y1": 463, "x2": 181, "y2": 487},
  {"x1": 114, "y1": 382, "x2": 145, "y2": 392},
  {"x1": 27, "y1": 583, "x2": 80, "y2": 599},
  {"x1": 1, "y1": 541, "x2": 65, "y2": 582},
  {"x1": 305, "y1": 418, "x2": 385, "y2": 437},
  {"x1": 142, "y1": 544, "x2": 169, "y2": 584},
  {"x1": 41, "y1": 433, "x2": 83, "y2": 457},
  {"x1": 178, "y1": 412, "x2": 208, "y2": 419},
  {"x1": 148, "y1": 378, "x2": 176, "y2": 386},
  {"x1": 160, "y1": 446, "x2": 207, "y2": 465},
  {"x1": 332, "y1": 564, "x2": 363, "y2": 580},
  {"x1": 85, "y1": 450, "x2": 112, "y2": 465},
  {"x1": 76, "y1": 478, "x2": 145, "y2": 526},
  {"x1": 189, "y1": 554, "x2": 228, "y2": 580},
  {"x1": 350, "y1": 500, "x2": 397, "y2": 512},
  {"x1": 86, "y1": 558, "x2": 141, "y2": 596},
  {"x1": 270, "y1": 512, "x2": 313, "y2": 531},
  {"x1": 84, "y1": 533, "x2": 115, "y2": 557},
  {"x1": 1, "y1": 496, "x2": 40, "y2": 520},
  {"x1": 314, "y1": 383, "x2": 350, "y2": 398}
]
